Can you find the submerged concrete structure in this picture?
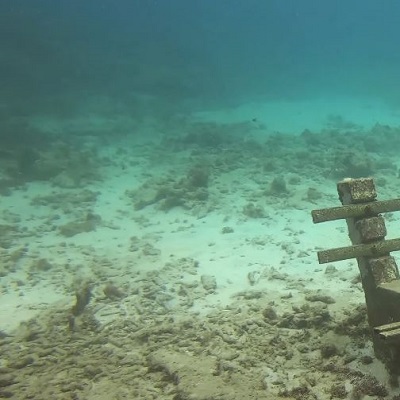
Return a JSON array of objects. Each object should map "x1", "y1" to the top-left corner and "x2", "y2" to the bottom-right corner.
[{"x1": 312, "y1": 178, "x2": 400, "y2": 374}]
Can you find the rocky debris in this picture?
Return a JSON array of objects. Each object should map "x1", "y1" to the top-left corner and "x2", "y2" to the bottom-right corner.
[
  {"x1": 200, "y1": 274, "x2": 217, "y2": 293},
  {"x1": 59, "y1": 212, "x2": 102, "y2": 237},
  {"x1": 0, "y1": 263, "x2": 386, "y2": 400}
]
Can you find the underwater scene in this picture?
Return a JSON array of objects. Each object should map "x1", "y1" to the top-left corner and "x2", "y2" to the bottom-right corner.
[{"x1": 2, "y1": 0, "x2": 400, "y2": 399}]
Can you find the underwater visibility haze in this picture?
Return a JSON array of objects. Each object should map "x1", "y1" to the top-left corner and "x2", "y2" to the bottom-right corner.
[{"x1": 1, "y1": 1, "x2": 400, "y2": 399}]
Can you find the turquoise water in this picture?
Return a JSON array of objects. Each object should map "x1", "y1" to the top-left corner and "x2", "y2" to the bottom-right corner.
[
  {"x1": 2, "y1": 0, "x2": 400, "y2": 117},
  {"x1": 2, "y1": 2, "x2": 400, "y2": 399}
]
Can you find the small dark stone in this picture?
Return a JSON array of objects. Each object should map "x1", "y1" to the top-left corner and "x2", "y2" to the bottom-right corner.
[
  {"x1": 360, "y1": 355, "x2": 373, "y2": 365},
  {"x1": 269, "y1": 176, "x2": 288, "y2": 196},
  {"x1": 330, "y1": 383, "x2": 348, "y2": 399},
  {"x1": 104, "y1": 283, "x2": 125, "y2": 299},
  {"x1": 71, "y1": 283, "x2": 92, "y2": 316},
  {"x1": 262, "y1": 306, "x2": 278, "y2": 321},
  {"x1": 305, "y1": 293, "x2": 335, "y2": 304},
  {"x1": 221, "y1": 226, "x2": 234, "y2": 234},
  {"x1": 320, "y1": 343, "x2": 338, "y2": 358},
  {"x1": 32, "y1": 258, "x2": 53, "y2": 271}
]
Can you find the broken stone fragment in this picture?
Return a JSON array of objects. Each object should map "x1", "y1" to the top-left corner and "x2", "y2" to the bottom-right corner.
[{"x1": 201, "y1": 275, "x2": 217, "y2": 292}]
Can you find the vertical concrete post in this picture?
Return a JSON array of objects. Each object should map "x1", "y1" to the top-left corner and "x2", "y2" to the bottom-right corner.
[{"x1": 337, "y1": 178, "x2": 400, "y2": 372}]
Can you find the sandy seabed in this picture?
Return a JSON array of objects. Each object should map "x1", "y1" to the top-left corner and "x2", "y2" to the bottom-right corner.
[{"x1": 1, "y1": 97, "x2": 400, "y2": 399}]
